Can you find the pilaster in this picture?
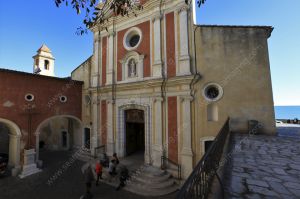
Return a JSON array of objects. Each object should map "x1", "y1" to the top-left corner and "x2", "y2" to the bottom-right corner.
[
  {"x1": 152, "y1": 97, "x2": 164, "y2": 167},
  {"x1": 180, "y1": 95, "x2": 194, "y2": 178},
  {"x1": 91, "y1": 94, "x2": 99, "y2": 155},
  {"x1": 106, "y1": 99, "x2": 114, "y2": 156},
  {"x1": 177, "y1": 6, "x2": 191, "y2": 76},
  {"x1": 152, "y1": 14, "x2": 163, "y2": 77},
  {"x1": 106, "y1": 33, "x2": 114, "y2": 85}
]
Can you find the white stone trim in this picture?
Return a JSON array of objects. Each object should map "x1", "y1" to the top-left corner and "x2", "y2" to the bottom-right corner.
[
  {"x1": 123, "y1": 27, "x2": 143, "y2": 51},
  {"x1": 59, "y1": 95, "x2": 67, "y2": 103},
  {"x1": 202, "y1": 83, "x2": 224, "y2": 102},
  {"x1": 116, "y1": 102, "x2": 152, "y2": 164},
  {"x1": 93, "y1": 31, "x2": 100, "y2": 74},
  {"x1": 0, "y1": 118, "x2": 21, "y2": 170},
  {"x1": 179, "y1": 96, "x2": 194, "y2": 179},
  {"x1": 177, "y1": 5, "x2": 191, "y2": 76},
  {"x1": 106, "y1": 34, "x2": 114, "y2": 84},
  {"x1": 152, "y1": 13, "x2": 162, "y2": 77},
  {"x1": 119, "y1": 51, "x2": 145, "y2": 82},
  {"x1": 106, "y1": 100, "x2": 114, "y2": 156},
  {"x1": 152, "y1": 97, "x2": 164, "y2": 167},
  {"x1": 25, "y1": 93, "x2": 34, "y2": 102}
]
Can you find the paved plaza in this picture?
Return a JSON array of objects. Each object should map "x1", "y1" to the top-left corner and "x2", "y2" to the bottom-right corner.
[
  {"x1": 224, "y1": 134, "x2": 300, "y2": 199},
  {"x1": 0, "y1": 150, "x2": 176, "y2": 199}
]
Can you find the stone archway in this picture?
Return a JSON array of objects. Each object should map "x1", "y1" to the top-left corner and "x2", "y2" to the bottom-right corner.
[
  {"x1": 35, "y1": 115, "x2": 83, "y2": 161},
  {"x1": 0, "y1": 118, "x2": 21, "y2": 169},
  {"x1": 117, "y1": 104, "x2": 152, "y2": 164}
]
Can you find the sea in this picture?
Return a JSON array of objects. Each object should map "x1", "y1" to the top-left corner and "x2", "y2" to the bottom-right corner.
[{"x1": 274, "y1": 106, "x2": 300, "y2": 119}]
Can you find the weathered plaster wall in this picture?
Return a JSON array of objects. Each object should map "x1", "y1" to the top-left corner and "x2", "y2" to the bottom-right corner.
[{"x1": 194, "y1": 26, "x2": 276, "y2": 160}]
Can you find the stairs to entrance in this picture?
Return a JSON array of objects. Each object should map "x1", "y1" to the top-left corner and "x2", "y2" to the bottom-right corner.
[
  {"x1": 75, "y1": 148, "x2": 93, "y2": 162},
  {"x1": 125, "y1": 165, "x2": 179, "y2": 196},
  {"x1": 80, "y1": 151, "x2": 179, "y2": 196}
]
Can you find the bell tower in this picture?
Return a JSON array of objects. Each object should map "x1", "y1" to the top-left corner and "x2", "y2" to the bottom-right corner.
[{"x1": 33, "y1": 44, "x2": 55, "y2": 77}]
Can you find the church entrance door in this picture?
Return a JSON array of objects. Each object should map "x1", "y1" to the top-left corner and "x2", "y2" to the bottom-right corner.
[{"x1": 125, "y1": 109, "x2": 145, "y2": 156}]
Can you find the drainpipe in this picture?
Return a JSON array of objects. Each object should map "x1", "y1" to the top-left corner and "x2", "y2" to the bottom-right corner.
[
  {"x1": 112, "y1": 18, "x2": 116, "y2": 154},
  {"x1": 96, "y1": 30, "x2": 101, "y2": 153},
  {"x1": 159, "y1": 0, "x2": 167, "y2": 157}
]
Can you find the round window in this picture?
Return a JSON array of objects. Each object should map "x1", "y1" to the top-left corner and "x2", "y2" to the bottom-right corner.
[
  {"x1": 202, "y1": 83, "x2": 223, "y2": 102},
  {"x1": 129, "y1": 35, "x2": 140, "y2": 47},
  {"x1": 25, "y1": 94, "x2": 34, "y2": 102},
  {"x1": 123, "y1": 27, "x2": 142, "y2": 51},
  {"x1": 60, "y1": 96, "x2": 67, "y2": 103},
  {"x1": 205, "y1": 86, "x2": 219, "y2": 99}
]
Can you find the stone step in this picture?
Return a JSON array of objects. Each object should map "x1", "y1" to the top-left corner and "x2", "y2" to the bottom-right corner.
[
  {"x1": 130, "y1": 177, "x2": 176, "y2": 189},
  {"x1": 131, "y1": 172, "x2": 172, "y2": 183},
  {"x1": 75, "y1": 150, "x2": 93, "y2": 162},
  {"x1": 125, "y1": 182, "x2": 178, "y2": 197},
  {"x1": 140, "y1": 166, "x2": 167, "y2": 177},
  {"x1": 166, "y1": 167, "x2": 181, "y2": 179},
  {"x1": 99, "y1": 165, "x2": 179, "y2": 196}
]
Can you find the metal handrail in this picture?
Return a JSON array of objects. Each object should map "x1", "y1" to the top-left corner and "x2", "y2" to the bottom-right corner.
[
  {"x1": 176, "y1": 118, "x2": 230, "y2": 199},
  {"x1": 161, "y1": 156, "x2": 182, "y2": 180}
]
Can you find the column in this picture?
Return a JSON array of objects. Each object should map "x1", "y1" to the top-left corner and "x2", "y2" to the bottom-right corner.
[
  {"x1": 178, "y1": 6, "x2": 191, "y2": 76},
  {"x1": 152, "y1": 97, "x2": 164, "y2": 167},
  {"x1": 91, "y1": 93, "x2": 99, "y2": 156},
  {"x1": 180, "y1": 96, "x2": 194, "y2": 178},
  {"x1": 106, "y1": 100, "x2": 114, "y2": 156},
  {"x1": 152, "y1": 14, "x2": 162, "y2": 77},
  {"x1": 92, "y1": 32, "x2": 100, "y2": 87},
  {"x1": 106, "y1": 33, "x2": 114, "y2": 84},
  {"x1": 9, "y1": 134, "x2": 21, "y2": 176}
]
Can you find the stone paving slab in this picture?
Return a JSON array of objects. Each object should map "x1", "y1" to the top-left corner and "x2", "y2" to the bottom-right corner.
[
  {"x1": 224, "y1": 134, "x2": 300, "y2": 199},
  {"x1": 0, "y1": 151, "x2": 176, "y2": 199}
]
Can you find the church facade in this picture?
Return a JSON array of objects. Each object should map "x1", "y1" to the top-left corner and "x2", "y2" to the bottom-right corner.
[{"x1": 71, "y1": 0, "x2": 275, "y2": 178}]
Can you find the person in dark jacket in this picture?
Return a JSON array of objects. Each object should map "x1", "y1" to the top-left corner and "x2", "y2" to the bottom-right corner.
[
  {"x1": 112, "y1": 153, "x2": 119, "y2": 165},
  {"x1": 116, "y1": 166, "x2": 129, "y2": 191}
]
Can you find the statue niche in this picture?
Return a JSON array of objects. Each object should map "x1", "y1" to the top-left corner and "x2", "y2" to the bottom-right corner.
[{"x1": 128, "y1": 59, "x2": 137, "y2": 78}]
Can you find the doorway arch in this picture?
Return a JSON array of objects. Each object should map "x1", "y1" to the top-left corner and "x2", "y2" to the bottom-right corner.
[
  {"x1": 35, "y1": 115, "x2": 83, "y2": 161},
  {"x1": 117, "y1": 104, "x2": 152, "y2": 164},
  {"x1": 0, "y1": 118, "x2": 21, "y2": 168}
]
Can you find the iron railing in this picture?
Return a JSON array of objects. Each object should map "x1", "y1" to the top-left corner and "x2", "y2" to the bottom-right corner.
[
  {"x1": 161, "y1": 156, "x2": 182, "y2": 180},
  {"x1": 176, "y1": 118, "x2": 230, "y2": 199},
  {"x1": 94, "y1": 145, "x2": 106, "y2": 158}
]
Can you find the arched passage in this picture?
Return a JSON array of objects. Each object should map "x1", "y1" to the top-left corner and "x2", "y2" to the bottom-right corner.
[
  {"x1": 0, "y1": 118, "x2": 21, "y2": 168},
  {"x1": 35, "y1": 115, "x2": 83, "y2": 161}
]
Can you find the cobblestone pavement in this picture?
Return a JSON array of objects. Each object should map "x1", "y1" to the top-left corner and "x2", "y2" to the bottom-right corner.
[
  {"x1": 0, "y1": 150, "x2": 176, "y2": 199},
  {"x1": 224, "y1": 134, "x2": 300, "y2": 199}
]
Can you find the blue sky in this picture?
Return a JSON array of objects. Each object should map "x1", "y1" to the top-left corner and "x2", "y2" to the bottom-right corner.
[{"x1": 0, "y1": 0, "x2": 299, "y2": 106}]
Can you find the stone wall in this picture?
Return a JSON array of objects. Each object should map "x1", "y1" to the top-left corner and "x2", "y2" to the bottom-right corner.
[{"x1": 194, "y1": 26, "x2": 276, "y2": 161}]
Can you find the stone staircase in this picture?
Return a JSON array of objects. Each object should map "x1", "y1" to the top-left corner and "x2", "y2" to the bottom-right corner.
[
  {"x1": 124, "y1": 165, "x2": 179, "y2": 196},
  {"x1": 79, "y1": 151, "x2": 179, "y2": 196},
  {"x1": 75, "y1": 148, "x2": 93, "y2": 162}
]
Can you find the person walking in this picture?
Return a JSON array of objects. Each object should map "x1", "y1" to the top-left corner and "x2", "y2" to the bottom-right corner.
[
  {"x1": 116, "y1": 165, "x2": 129, "y2": 191},
  {"x1": 95, "y1": 160, "x2": 103, "y2": 186},
  {"x1": 108, "y1": 159, "x2": 117, "y2": 176},
  {"x1": 112, "y1": 153, "x2": 119, "y2": 165},
  {"x1": 82, "y1": 164, "x2": 94, "y2": 199}
]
